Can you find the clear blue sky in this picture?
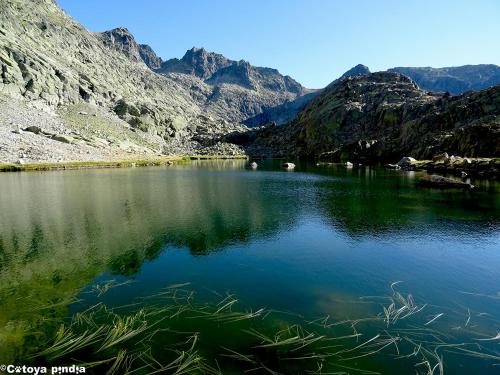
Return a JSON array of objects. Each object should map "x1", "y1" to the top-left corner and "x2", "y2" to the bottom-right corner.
[{"x1": 56, "y1": 0, "x2": 500, "y2": 88}]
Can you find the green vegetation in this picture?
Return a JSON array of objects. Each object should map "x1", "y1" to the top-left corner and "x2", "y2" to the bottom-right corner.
[
  {"x1": 0, "y1": 158, "x2": 180, "y2": 172},
  {"x1": 15, "y1": 282, "x2": 500, "y2": 375}
]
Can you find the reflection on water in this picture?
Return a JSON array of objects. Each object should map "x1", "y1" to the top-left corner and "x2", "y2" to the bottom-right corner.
[{"x1": 0, "y1": 160, "x2": 499, "y2": 373}]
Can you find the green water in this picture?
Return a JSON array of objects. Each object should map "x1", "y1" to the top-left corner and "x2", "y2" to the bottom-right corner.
[{"x1": 0, "y1": 160, "x2": 499, "y2": 374}]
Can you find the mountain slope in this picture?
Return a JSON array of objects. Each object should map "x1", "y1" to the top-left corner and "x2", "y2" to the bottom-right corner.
[
  {"x1": 0, "y1": 0, "x2": 215, "y2": 145},
  {"x1": 247, "y1": 72, "x2": 500, "y2": 160},
  {"x1": 388, "y1": 65, "x2": 500, "y2": 95},
  {"x1": 0, "y1": 0, "x2": 312, "y2": 162}
]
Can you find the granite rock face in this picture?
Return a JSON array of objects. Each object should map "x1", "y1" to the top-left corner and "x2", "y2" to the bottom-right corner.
[
  {"x1": 138, "y1": 44, "x2": 163, "y2": 70},
  {"x1": 160, "y1": 47, "x2": 305, "y2": 94},
  {"x1": 159, "y1": 47, "x2": 232, "y2": 80},
  {"x1": 98, "y1": 28, "x2": 163, "y2": 69}
]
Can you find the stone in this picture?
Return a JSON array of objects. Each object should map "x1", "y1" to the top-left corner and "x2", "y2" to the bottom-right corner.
[
  {"x1": 283, "y1": 162, "x2": 296, "y2": 170},
  {"x1": 24, "y1": 126, "x2": 43, "y2": 134},
  {"x1": 385, "y1": 163, "x2": 401, "y2": 170},
  {"x1": 432, "y1": 152, "x2": 449, "y2": 163},
  {"x1": 397, "y1": 157, "x2": 417, "y2": 168},
  {"x1": 417, "y1": 175, "x2": 474, "y2": 189},
  {"x1": 52, "y1": 134, "x2": 75, "y2": 144}
]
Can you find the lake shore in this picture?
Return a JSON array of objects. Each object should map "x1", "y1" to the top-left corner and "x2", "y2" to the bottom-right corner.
[{"x1": 0, "y1": 154, "x2": 249, "y2": 172}]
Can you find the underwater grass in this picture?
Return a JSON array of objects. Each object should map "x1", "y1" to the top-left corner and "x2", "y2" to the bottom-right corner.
[{"x1": 13, "y1": 281, "x2": 500, "y2": 375}]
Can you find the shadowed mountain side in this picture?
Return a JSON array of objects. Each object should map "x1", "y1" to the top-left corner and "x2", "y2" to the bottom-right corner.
[
  {"x1": 243, "y1": 91, "x2": 320, "y2": 126},
  {"x1": 244, "y1": 72, "x2": 500, "y2": 160}
]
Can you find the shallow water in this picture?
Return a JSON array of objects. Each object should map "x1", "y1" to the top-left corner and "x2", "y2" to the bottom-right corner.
[{"x1": 0, "y1": 160, "x2": 499, "y2": 374}]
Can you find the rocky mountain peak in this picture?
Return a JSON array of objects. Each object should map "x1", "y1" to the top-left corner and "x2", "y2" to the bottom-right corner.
[
  {"x1": 99, "y1": 27, "x2": 163, "y2": 69},
  {"x1": 99, "y1": 28, "x2": 142, "y2": 63},
  {"x1": 159, "y1": 47, "x2": 232, "y2": 79},
  {"x1": 326, "y1": 64, "x2": 371, "y2": 88},
  {"x1": 138, "y1": 44, "x2": 163, "y2": 69},
  {"x1": 159, "y1": 47, "x2": 305, "y2": 94},
  {"x1": 340, "y1": 64, "x2": 371, "y2": 79}
]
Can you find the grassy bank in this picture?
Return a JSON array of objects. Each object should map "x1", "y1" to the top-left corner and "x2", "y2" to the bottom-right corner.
[{"x1": 0, "y1": 155, "x2": 248, "y2": 172}]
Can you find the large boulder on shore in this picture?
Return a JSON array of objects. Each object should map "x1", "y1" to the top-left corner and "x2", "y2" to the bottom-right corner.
[{"x1": 397, "y1": 157, "x2": 417, "y2": 168}]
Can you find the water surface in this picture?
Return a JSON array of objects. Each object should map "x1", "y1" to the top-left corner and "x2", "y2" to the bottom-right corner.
[{"x1": 0, "y1": 161, "x2": 499, "y2": 374}]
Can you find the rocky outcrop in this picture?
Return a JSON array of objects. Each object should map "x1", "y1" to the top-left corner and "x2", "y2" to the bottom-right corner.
[
  {"x1": 99, "y1": 28, "x2": 144, "y2": 64},
  {"x1": 245, "y1": 72, "x2": 500, "y2": 161},
  {"x1": 388, "y1": 65, "x2": 500, "y2": 95},
  {"x1": 391, "y1": 155, "x2": 499, "y2": 177},
  {"x1": 99, "y1": 28, "x2": 163, "y2": 69},
  {"x1": 138, "y1": 44, "x2": 163, "y2": 69},
  {"x1": 331, "y1": 64, "x2": 371, "y2": 85},
  {"x1": 417, "y1": 175, "x2": 474, "y2": 189}
]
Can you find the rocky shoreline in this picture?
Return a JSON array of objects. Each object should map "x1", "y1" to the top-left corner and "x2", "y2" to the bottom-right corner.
[
  {"x1": 387, "y1": 154, "x2": 499, "y2": 178},
  {"x1": 0, "y1": 154, "x2": 248, "y2": 172}
]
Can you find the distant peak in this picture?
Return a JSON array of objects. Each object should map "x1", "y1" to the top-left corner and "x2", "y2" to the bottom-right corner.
[
  {"x1": 340, "y1": 64, "x2": 371, "y2": 79},
  {"x1": 325, "y1": 64, "x2": 371, "y2": 88},
  {"x1": 107, "y1": 27, "x2": 132, "y2": 36}
]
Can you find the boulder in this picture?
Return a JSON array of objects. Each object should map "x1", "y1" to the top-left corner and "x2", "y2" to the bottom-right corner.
[
  {"x1": 397, "y1": 156, "x2": 417, "y2": 168},
  {"x1": 432, "y1": 152, "x2": 449, "y2": 163},
  {"x1": 385, "y1": 163, "x2": 401, "y2": 170},
  {"x1": 417, "y1": 174, "x2": 474, "y2": 189},
  {"x1": 52, "y1": 134, "x2": 75, "y2": 144},
  {"x1": 283, "y1": 162, "x2": 296, "y2": 170},
  {"x1": 24, "y1": 125, "x2": 43, "y2": 134}
]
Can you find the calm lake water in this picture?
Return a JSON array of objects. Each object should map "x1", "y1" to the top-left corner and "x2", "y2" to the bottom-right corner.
[{"x1": 0, "y1": 160, "x2": 499, "y2": 374}]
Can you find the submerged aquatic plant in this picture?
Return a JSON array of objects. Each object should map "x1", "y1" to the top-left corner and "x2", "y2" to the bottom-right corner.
[{"x1": 18, "y1": 282, "x2": 500, "y2": 375}]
